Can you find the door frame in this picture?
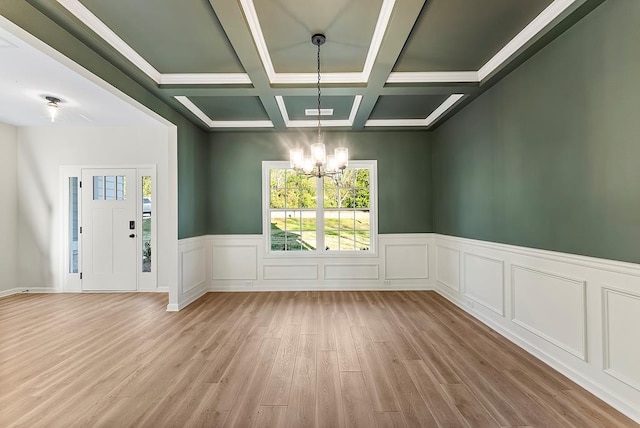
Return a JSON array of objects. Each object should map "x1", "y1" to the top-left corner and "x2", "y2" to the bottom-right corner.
[{"x1": 59, "y1": 164, "x2": 157, "y2": 292}]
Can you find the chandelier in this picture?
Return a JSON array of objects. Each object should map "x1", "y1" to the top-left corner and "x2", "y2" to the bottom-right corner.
[{"x1": 290, "y1": 34, "x2": 349, "y2": 178}]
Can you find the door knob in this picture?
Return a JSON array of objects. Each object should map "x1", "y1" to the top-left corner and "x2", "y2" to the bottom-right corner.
[{"x1": 129, "y1": 234, "x2": 136, "y2": 238}]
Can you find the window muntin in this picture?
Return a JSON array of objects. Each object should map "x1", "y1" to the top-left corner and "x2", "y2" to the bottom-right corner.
[{"x1": 265, "y1": 160, "x2": 376, "y2": 255}]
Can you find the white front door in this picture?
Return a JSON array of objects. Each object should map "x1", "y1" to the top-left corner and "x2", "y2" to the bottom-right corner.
[{"x1": 81, "y1": 168, "x2": 137, "y2": 291}]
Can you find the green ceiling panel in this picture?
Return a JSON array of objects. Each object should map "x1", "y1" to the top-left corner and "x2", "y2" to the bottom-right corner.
[
  {"x1": 369, "y1": 95, "x2": 450, "y2": 119},
  {"x1": 253, "y1": 0, "x2": 383, "y2": 73},
  {"x1": 394, "y1": 0, "x2": 552, "y2": 72},
  {"x1": 79, "y1": 0, "x2": 244, "y2": 73},
  {"x1": 190, "y1": 96, "x2": 269, "y2": 121},
  {"x1": 284, "y1": 95, "x2": 354, "y2": 120}
]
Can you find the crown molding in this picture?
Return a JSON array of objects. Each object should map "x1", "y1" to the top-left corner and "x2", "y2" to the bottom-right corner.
[
  {"x1": 365, "y1": 94, "x2": 464, "y2": 128},
  {"x1": 160, "y1": 73, "x2": 252, "y2": 85},
  {"x1": 386, "y1": 71, "x2": 479, "y2": 84},
  {"x1": 175, "y1": 96, "x2": 273, "y2": 128},
  {"x1": 275, "y1": 95, "x2": 362, "y2": 128},
  {"x1": 424, "y1": 94, "x2": 465, "y2": 126},
  {"x1": 478, "y1": 0, "x2": 576, "y2": 80}
]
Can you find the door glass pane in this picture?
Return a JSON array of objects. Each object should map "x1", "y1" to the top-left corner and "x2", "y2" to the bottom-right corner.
[
  {"x1": 93, "y1": 176, "x2": 104, "y2": 200},
  {"x1": 105, "y1": 176, "x2": 116, "y2": 200},
  {"x1": 117, "y1": 175, "x2": 126, "y2": 200},
  {"x1": 69, "y1": 177, "x2": 79, "y2": 273},
  {"x1": 142, "y1": 176, "x2": 152, "y2": 273}
]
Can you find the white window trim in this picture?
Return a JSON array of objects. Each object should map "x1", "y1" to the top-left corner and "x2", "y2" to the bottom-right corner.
[{"x1": 262, "y1": 160, "x2": 378, "y2": 258}]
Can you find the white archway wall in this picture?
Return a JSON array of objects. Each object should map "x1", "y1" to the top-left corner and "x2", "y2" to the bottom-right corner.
[
  {"x1": 0, "y1": 123, "x2": 18, "y2": 295},
  {"x1": 16, "y1": 125, "x2": 172, "y2": 291}
]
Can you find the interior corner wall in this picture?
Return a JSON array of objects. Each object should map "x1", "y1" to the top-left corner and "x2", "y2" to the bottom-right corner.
[
  {"x1": 0, "y1": 123, "x2": 18, "y2": 292},
  {"x1": 178, "y1": 125, "x2": 210, "y2": 239},
  {"x1": 431, "y1": 0, "x2": 640, "y2": 264},
  {"x1": 207, "y1": 130, "x2": 433, "y2": 235}
]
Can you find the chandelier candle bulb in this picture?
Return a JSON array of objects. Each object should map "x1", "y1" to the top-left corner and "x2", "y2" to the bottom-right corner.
[
  {"x1": 290, "y1": 148, "x2": 304, "y2": 169},
  {"x1": 335, "y1": 147, "x2": 349, "y2": 168},
  {"x1": 303, "y1": 157, "x2": 314, "y2": 174},
  {"x1": 326, "y1": 155, "x2": 338, "y2": 173},
  {"x1": 311, "y1": 142, "x2": 326, "y2": 166}
]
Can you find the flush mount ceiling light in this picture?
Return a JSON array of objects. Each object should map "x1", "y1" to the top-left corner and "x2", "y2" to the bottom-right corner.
[
  {"x1": 45, "y1": 95, "x2": 62, "y2": 122},
  {"x1": 290, "y1": 34, "x2": 349, "y2": 178}
]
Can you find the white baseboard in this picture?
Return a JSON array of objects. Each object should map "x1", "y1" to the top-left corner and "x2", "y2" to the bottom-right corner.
[
  {"x1": 208, "y1": 282, "x2": 434, "y2": 292},
  {"x1": 166, "y1": 286, "x2": 207, "y2": 312},
  {"x1": 0, "y1": 288, "x2": 23, "y2": 298}
]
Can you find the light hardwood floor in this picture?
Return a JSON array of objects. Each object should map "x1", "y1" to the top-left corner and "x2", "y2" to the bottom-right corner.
[{"x1": 0, "y1": 291, "x2": 636, "y2": 427}]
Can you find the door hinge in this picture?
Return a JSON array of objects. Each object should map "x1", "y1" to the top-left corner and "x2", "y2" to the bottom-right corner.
[
  {"x1": 79, "y1": 181, "x2": 82, "y2": 188},
  {"x1": 80, "y1": 226, "x2": 82, "y2": 234},
  {"x1": 80, "y1": 272, "x2": 83, "y2": 279}
]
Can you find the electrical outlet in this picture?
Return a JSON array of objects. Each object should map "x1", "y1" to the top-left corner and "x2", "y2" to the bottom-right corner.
[
  {"x1": 466, "y1": 298, "x2": 474, "y2": 308},
  {"x1": 383, "y1": 280, "x2": 391, "y2": 286},
  {"x1": 244, "y1": 280, "x2": 253, "y2": 286}
]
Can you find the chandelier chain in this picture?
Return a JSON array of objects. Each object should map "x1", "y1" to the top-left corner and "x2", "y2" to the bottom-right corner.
[{"x1": 317, "y1": 39, "x2": 321, "y2": 142}]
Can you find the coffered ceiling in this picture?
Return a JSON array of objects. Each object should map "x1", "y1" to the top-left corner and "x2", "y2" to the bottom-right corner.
[{"x1": 38, "y1": 0, "x2": 600, "y2": 131}]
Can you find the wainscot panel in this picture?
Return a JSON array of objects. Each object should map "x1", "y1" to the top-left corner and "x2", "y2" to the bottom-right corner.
[
  {"x1": 463, "y1": 252, "x2": 504, "y2": 316},
  {"x1": 176, "y1": 236, "x2": 209, "y2": 311},
  {"x1": 436, "y1": 245, "x2": 460, "y2": 291},
  {"x1": 602, "y1": 287, "x2": 640, "y2": 392}
]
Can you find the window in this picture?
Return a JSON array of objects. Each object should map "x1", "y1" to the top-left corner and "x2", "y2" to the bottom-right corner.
[
  {"x1": 93, "y1": 175, "x2": 126, "y2": 200},
  {"x1": 263, "y1": 160, "x2": 377, "y2": 255},
  {"x1": 141, "y1": 176, "x2": 152, "y2": 273},
  {"x1": 68, "y1": 177, "x2": 79, "y2": 273}
]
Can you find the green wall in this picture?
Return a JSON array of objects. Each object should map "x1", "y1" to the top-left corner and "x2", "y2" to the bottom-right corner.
[
  {"x1": 432, "y1": 1, "x2": 640, "y2": 263},
  {"x1": 208, "y1": 131, "x2": 432, "y2": 234},
  {"x1": 2, "y1": 1, "x2": 210, "y2": 239}
]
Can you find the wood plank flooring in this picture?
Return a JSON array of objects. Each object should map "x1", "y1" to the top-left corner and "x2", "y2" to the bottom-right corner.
[{"x1": 0, "y1": 291, "x2": 636, "y2": 427}]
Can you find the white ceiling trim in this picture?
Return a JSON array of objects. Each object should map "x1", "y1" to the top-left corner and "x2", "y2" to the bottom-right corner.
[
  {"x1": 478, "y1": 0, "x2": 576, "y2": 80},
  {"x1": 386, "y1": 0, "x2": 576, "y2": 85},
  {"x1": 386, "y1": 71, "x2": 479, "y2": 84},
  {"x1": 239, "y1": 0, "x2": 395, "y2": 85},
  {"x1": 364, "y1": 94, "x2": 464, "y2": 128},
  {"x1": 160, "y1": 74, "x2": 253, "y2": 85},
  {"x1": 275, "y1": 95, "x2": 363, "y2": 128},
  {"x1": 56, "y1": 0, "x2": 252, "y2": 86},
  {"x1": 424, "y1": 94, "x2": 465, "y2": 126},
  {"x1": 174, "y1": 96, "x2": 273, "y2": 128}
]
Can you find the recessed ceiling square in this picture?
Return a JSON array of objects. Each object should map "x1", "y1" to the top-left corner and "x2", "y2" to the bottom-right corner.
[
  {"x1": 190, "y1": 96, "x2": 269, "y2": 121},
  {"x1": 79, "y1": 0, "x2": 244, "y2": 73},
  {"x1": 394, "y1": 0, "x2": 553, "y2": 72},
  {"x1": 283, "y1": 96, "x2": 354, "y2": 120},
  {"x1": 252, "y1": 0, "x2": 383, "y2": 73},
  {"x1": 369, "y1": 95, "x2": 451, "y2": 120}
]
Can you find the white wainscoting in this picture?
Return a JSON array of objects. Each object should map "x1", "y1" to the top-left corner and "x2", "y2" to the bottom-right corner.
[
  {"x1": 602, "y1": 287, "x2": 640, "y2": 392},
  {"x1": 176, "y1": 234, "x2": 434, "y2": 294},
  {"x1": 436, "y1": 245, "x2": 460, "y2": 291},
  {"x1": 175, "y1": 236, "x2": 210, "y2": 311},
  {"x1": 511, "y1": 264, "x2": 587, "y2": 360},
  {"x1": 434, "y1": 234, "x2": 640, "y2": 423},
  {"x1": 463, "y1": 252, "x2": 504, "y2": 316}
]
